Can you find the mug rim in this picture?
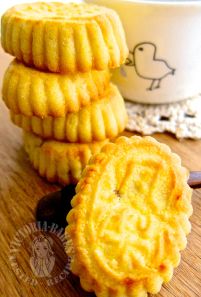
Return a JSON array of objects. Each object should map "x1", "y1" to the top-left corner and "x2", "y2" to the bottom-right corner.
[{"x1": 99, "y1": 0, "x2": 201, "y2": 6}]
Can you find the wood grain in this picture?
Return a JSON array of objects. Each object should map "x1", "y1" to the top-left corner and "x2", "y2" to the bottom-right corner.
[{"x1": 0, "y1": 47, "x2": 200, "y2": 297}]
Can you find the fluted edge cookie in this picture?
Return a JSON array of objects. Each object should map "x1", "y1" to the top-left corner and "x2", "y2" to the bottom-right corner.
[
  {"x1": 11, "y1": 84, "x2": 128, "y2": 142},
  {"x1": 2, "y1": 59, "x2": 110, "y2": 117},
  {"x1": 1, "y1": 2, "x2": 128, "y2": 73},
  {"x1": 23, "y1": 132, "x2": 108, "y2": 185},
  {"x1": 65, "y1": 136, "x2": 193, "y2": 297}
]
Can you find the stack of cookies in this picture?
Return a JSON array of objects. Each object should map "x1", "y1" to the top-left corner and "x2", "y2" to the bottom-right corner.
[{"x1": 1, "y1": 2, "x2": 128, "y2": 185}]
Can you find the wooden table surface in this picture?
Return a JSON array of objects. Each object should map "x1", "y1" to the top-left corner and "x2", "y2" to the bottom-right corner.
[{"x1": 0, "y1": 46, "x2": 201, "y2": 297}]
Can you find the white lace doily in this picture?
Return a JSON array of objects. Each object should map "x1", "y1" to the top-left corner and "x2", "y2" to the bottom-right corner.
[{"x1": 126, "y1": 95, "x2": 201, "y2": 139}]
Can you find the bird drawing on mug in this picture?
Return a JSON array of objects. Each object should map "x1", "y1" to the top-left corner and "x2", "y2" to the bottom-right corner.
[{"x1": 125, "y1": 42, "x2": 176, "y2": 91}]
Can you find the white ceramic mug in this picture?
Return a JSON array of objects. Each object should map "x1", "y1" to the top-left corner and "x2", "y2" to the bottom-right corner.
[{"x1": 86, "y1": 0, "x2": 201, "y2": 104}]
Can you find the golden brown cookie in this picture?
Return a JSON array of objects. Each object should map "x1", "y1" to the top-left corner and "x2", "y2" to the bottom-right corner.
[
  {"x1": 1, "y1": 2, "x2": 128, "y2": 73},
  {"x1": 2, "y1": 59, "x2": 110, "y2": 117},
  {"x1": 66, "y1": 136, "x2": 192, "y2": 297},
  {"x1": 11, "y1": 84, "x2": 128, "y2": 142},
  {"x1": 24, "y1": 132, "x2": 108, "y2": 185}
]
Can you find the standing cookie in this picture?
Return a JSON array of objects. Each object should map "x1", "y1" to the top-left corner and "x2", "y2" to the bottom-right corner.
[{"x1": 66, "y1": 136, "x2": 192, "y2": 297}]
